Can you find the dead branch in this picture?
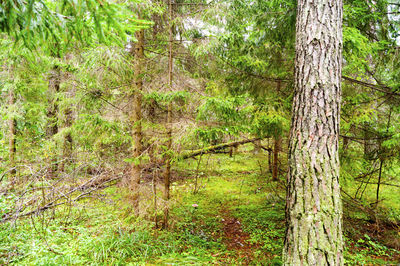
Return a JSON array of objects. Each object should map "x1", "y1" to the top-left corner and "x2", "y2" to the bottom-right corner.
[
  {"x1": 180, "y1": 137, "x2": 262, "y2": 159},
  {"x1": 1, "y1": 163, "x2": 122, "y2": 223}
]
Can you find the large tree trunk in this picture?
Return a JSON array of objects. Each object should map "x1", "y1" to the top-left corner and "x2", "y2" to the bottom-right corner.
[
  {"x1": 283, "y1": 0, "x2": 344, "y2": 265},
  {"x1": 8, "y1": 86, "x2": 16, "y2": 175},
  {"x1": 130, "y1": 28, "x2": 145, "y2": 215},
  {"x1": 163, "y1": 0, "x2": 174, "y2": 229}
]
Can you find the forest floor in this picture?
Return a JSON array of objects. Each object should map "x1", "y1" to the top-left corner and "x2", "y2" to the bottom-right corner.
[
  {"x1": 220, "y1": 207, "x2": 257, "y2": 263},
  {"x1": 1, "y1": 148, "x2": 400, "y2": 265}
]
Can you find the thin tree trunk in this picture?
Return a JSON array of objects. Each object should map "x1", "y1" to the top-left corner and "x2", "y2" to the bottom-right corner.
[
  {"x1": 47, "y1": 66, "x2": 60, "y2": 137},
  {"x1": 253, "y1": 139, "x2": 261, "y2": 154},
  {"x1": 272, "y1": 137, "x2": 280, "y2": 181},
  {"x1": 283, "y1": 0, "x2": 344, "y2": 265},
  {"x1": 164, "y1": 102, "x2": 172, "y2": 228},
  {"x1": 267, "y1": 138, "x2": 273, "y2": 174},
  {"x1": 375, "y1": 107, "x2": 391, "y2": 209},
  {"x1": 163, "y1": 0, "x2": 174, "y2": 229},
  {"x1": 59, "y1": 106, "x2": 73, "y2": 172},
  {"x1": 272, "y1": 80, "x2": 282, "y2": 182},
  {"x1": 342, "y1": 135, "x2": 349, "y2": 152},
  {"x1": 193, "y1": 152, "x2": 203, "y2": 194},
  {"x1": 8, "y1": 86, "x2": 16, "y2": 175},
  {"x1": 363, "y1": 122, "x2": 377, "y2": 160},
  {"x1": 130, "y1": 28, "x2": 145, "y2": 216},
  {"x1": 268, "y1": 148, "x2": 273, "y2": 174},
  {"x1": 47, "y1": 65, "x2": 61, "y2": 175},
  {"x1": 152, "y1": 169, "x2": 158, "y2": 228},
  {"x1": 375, "y1": 160, "x2": 383, "y2": 206}
]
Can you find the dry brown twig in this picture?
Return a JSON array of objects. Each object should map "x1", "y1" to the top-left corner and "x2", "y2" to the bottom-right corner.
[{"x1": 1, "y1": 161, "x2": 123, "y2": 224}]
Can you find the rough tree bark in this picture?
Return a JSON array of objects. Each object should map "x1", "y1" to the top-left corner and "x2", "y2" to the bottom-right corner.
[
  {"x1": 163, "y1": 0, "x2": 174, "y2": 229},
  {"x1": 130, "y1": 28, "x2": 145, "y2": 215},
  {"x1": 283, "y1": 0, "x2": 344, "y2": 265}
]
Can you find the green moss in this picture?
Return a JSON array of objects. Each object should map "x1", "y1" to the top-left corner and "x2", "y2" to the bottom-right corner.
[{"x1": 1, "y1": 151, "x2": 398, "y2": 265}]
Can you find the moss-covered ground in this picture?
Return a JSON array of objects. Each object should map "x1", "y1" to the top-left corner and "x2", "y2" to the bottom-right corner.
[{"x1": 1, "y1": 147, "x2": 399, "y2": 265}]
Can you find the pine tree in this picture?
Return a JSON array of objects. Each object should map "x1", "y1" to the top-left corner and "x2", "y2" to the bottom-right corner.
[{"x1": 283, "y1": 0, "x2": 344, "y2": 264}]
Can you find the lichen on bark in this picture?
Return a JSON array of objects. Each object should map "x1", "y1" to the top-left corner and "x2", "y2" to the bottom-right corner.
[{"x1": 283, "y1": 0, "x2": 344, "y2": 265}]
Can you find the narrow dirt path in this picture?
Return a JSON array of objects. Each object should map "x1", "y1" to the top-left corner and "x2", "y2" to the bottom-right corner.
[{"x1": 220, "y1": 208, "x2": 257, "y2": 264}]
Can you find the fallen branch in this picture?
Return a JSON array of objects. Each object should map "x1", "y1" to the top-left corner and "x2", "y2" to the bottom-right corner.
[
  {"x1": 1, "y1": 167, "x2": 122, "y2": 223},
  {"x1": 180, "y1": 138, "x2": 261, "y2": 159}
]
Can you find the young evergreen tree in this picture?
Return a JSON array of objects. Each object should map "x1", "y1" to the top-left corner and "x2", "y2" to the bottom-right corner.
[{"x1": 283, "y1": 0, "x2": 344, "y2": 264}]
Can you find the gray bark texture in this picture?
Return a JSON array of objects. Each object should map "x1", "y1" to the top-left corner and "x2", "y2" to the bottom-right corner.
[{"x1": 283, "y1": 0, "x2": 344, "y2": 265}]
